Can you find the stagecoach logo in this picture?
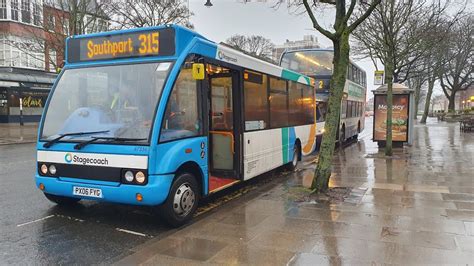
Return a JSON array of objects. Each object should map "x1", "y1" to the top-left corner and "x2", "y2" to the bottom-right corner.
[
  {"x1": 63, "y1": 152, "x2": 109, "y2": 166},
  {"x1": 217, "y1": 51, "x2": 238, "y2": 63},
  {"x1": 64, "y1": 153, "x2": 73, "y2": 163}
]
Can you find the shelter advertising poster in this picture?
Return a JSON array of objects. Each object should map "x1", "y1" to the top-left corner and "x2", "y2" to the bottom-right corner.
[{"x1": 374, "y1": 95, "x2": 409, "y2": 142}]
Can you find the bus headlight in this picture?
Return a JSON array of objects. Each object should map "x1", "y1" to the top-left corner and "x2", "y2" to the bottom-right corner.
[
  {"x1": 124, "y1": 171, "x2": 134, "y2": 182},
  {"x1": 40, "y1": 164, "x2": 48, "y2": 175},
  {"x1": 135, "y1": 171, "x2": 146, "y2": 184},
  {"x1": 49, "y1": 164, "x2": 57, "y2": 175}
]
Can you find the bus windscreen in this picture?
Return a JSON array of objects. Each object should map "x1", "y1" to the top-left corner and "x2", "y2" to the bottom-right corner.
[
  {"x1": 280, "y1": 50, "x2": 333, "y2": 76},
  {"x1": 67, "y1": 28, "x2": 175, "y2": 63}
]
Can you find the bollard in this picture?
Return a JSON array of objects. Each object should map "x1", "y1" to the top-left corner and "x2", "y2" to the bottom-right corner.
[{"x1": 19, "y1": 98, "x2": 24, "y2": 126}]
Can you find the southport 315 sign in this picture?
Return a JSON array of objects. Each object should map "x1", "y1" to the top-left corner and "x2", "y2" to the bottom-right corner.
[{"x1": 67, "y1": 28, "x2": 175, "y2": 63}]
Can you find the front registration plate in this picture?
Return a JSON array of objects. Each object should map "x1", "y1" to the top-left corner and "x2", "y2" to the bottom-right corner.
[{"x1": 73, "y1": 186, "x2": 103, "y2": 198}]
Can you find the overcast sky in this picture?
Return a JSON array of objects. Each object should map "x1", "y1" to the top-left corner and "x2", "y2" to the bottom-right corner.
[
  {"x1": 188, "y1": 0, "x2": 382, "y2": 97},
  {"x1": 187, "y1": 0, "x2": 459, "y2": 98}
]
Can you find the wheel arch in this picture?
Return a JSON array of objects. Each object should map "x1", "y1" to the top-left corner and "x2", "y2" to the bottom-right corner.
[
  {"x1": 294, "y1": 138, "x2": 302, "y2": 160},
  {"x1": 175, "y1": 161, "x2": 205, "y2": 196}
]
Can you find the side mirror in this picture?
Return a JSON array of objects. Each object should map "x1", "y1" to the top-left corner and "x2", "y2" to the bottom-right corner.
[{"x1": 192, "y1": 63, "x2": 205, "y2": 80}]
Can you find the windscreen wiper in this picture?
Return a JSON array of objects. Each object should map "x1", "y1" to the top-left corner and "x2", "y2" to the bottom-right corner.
[
  {"x1": 43, "y1": 130, "x2": 110, "y2": 148},
  {"x1": 74, "y1": 136, "x2": 147, "y2": 150}
]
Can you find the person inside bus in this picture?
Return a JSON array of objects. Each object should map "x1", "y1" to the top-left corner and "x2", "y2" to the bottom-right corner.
[{"x1": 109, "y1": 82, "x2": 137, "y2": 111}]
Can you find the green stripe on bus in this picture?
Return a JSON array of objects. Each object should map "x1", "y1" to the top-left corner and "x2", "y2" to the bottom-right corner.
[
  {"x1": 303, "y1": 76, "x2": 311, "y2": 85},
  {"x1": 281, "y1": 69, "x2": 303, "y2": 83},
  {"x1": 282, "y1": 127, "x2": 289, "y2": 163}
]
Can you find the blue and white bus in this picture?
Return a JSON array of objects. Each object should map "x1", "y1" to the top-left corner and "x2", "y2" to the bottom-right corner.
[{"x1": 35, "y1": 25, "x2": 317, "y2": 226}]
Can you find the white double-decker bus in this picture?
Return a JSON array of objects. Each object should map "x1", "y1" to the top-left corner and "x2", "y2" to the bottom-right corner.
[{"x1": 280, "y1": 49, "x2": 367, "y2": 144}]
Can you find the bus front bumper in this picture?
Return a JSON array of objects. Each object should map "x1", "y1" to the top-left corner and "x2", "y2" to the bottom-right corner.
[{"x1": 35, "y1": 174, "x2": 174, "y2": 206}]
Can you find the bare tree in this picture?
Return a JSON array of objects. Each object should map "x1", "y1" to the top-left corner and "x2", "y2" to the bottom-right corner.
[
  {"x1": 108, "y1": 0, "x2": 193, "y2": 29},
  {"x1": 225, "y1": 34, "x2": 275, "y2": 59},
  {"x1": 439, "y1": 15, "x2": 474, "y2": 111},
  {"x1": 226, "y1": 35, "x2": 248, "y2": 50},
  {"x1": 352, "y1": 0, "x2": 449, "y2": 155},
  {"x1": 275, "y1": 0, "x2": 381, "y2": 191}
]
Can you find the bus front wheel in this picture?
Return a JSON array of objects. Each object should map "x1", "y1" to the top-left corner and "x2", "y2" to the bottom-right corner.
[
  {"x1": 44, "y1": 193, "x2": 81, "y2": 205},
  {"x1": 159, "y1": 172, "x2": 199, "y2": 227}
]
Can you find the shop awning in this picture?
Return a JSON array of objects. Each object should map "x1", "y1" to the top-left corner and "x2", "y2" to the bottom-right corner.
[{"x1": 0, "y1": 67, "x2": 57, "y2": 85}]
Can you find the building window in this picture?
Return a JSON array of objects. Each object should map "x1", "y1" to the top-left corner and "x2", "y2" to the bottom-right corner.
[
  {"x1": 85, "y1": 16, "x2": 94, "y2": 34},
  {"x1": 21, "y1": 0, "x2": 31, "y2": 23},
  {"x1": 62, "y1": 18, "x2": 69, "y2": 35},
  {"x1": 11, "y1": 0, "x2": 19, "y2": 21},
  {"x1": 0, "y1": 35, "x2": 46, "y2": 70},
  {"x1": 0, "y1": 0, "x2": 7, "y2": 19},
  {"x1": 46, "y1": 15, "x2": 55, "y2": 31},
  {"x1": 49, "y1": 50, "x2": 56, "y2": 72},
  {"x1": 99, "y1": 20, "x2": 108, "y2": 32},
  {"x1": 33, "y1": 2, "x2": 41, "y2": 26}
]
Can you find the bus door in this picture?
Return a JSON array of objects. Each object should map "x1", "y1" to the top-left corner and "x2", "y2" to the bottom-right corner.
[{"x1": 207, "y1": 67, "x2": 241, "y2": 182}]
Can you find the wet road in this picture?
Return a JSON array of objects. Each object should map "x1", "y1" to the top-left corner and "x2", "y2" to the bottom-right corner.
[
  {"x1": 0, "y1": 144, "x2": 170, "y2": 264},
  {"x1": 2, "y1": 118, "x2": 473, "y2": 264},
  {"x1": 0, "y1": 140, "x2": 288, "y2": 264}
]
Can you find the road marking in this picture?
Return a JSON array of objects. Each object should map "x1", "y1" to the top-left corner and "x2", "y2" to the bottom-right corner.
[
  {"x1": 115, "y1": 228, "x2": 148, "y2": 237},
  {"x1": 55, "y1": 214, "x2": 85, "y2": 222},
  {"x1": 17, "y1": 215, "x2": 55, "y2": 227}
]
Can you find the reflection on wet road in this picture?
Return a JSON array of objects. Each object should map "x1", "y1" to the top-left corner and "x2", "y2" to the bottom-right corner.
[
  {"x1": 0, "y1": 142, "x2": 167, "y2": 264},
  {"x1": 119, "y1": 118, "x2": 474, "y2": 265},
  {"x1": 0, "y1": 140, "x2": 284, "y2": 264},
  {"x1": 1, "y1": 118, "x2": 473, "y2": 264}
]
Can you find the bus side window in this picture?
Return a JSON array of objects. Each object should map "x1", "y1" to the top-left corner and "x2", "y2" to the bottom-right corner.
[{"x1": 160, "y1": 60, "x2": 201, "y2": 142}]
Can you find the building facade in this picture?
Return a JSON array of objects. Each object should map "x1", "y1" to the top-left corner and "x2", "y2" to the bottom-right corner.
[
  {"x1": 0, "y1": 0, "x2": 108, "y2": 123},
  {"x1": 272, "y1": 35, "x2": 321, "y2": 63},
  {"x1": 457, "y1": 85, "x2": 474, "y2": 110}
]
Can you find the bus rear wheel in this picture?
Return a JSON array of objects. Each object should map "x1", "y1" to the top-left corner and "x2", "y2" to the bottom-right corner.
[
  {"x1": 339, "y1": 125, "x2": 346, "y2": 144},
  {"x1": 286, "y1": 144, "x2": 300, "y2": 171},
  {"x1": 44, "y1": 193, "x2": 81, "y2": 205},
  {"x1": 158, "y1": 172, "x2": 199, "y2": 227}
]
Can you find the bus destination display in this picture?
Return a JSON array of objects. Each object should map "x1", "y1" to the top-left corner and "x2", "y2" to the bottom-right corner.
[{"x1": 67, "y1": 28, "x2": 175, "y2": 63}]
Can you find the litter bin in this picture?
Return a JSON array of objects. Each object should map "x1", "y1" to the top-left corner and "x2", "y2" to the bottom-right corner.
[{"x1": 372, "y1": 83, "x2": 415, "y2": 147}]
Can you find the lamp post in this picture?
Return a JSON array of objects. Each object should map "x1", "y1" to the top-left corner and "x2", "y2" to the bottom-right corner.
[{"x1": 204, "y1": 0, "x2": 213, "y2": 7}]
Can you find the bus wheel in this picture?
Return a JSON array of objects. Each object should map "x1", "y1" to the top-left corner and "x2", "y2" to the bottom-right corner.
[
  {"x1": 44, "y1": 193, "x2": 81, "y2": 205},
  {"x1": 339, "y1": 125, "x2": 346, "y2": 143},
  {"x1": 286, "y1": 145, "x2": 300, "y2": 171},
  {"x1": 159, "y1": 173, "x2": 199, "y2": 227}
]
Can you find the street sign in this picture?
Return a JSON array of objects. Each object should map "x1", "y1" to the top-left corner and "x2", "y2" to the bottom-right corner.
[{"x1": 374, "y1": 70, "x2": 384, "y2": 85}]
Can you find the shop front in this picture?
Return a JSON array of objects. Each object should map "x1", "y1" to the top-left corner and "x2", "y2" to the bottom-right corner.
[
  {"x1": 0, "y1": 87, "x2": 50, "y2": 123},
  {"x1": 0, "y1": 67, "x2": 56, "y2": 123}
]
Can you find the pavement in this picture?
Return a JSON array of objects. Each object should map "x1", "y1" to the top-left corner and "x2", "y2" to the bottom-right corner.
[
  {"x1": 0, "y1": 123, "x2": 38, "y2": 145},
  {"x1": 1, "y1": 118, "x2": 473, "y2": 264},
  {"x1": 117, "y1": 118, "x2": 474, "y2": 265}
]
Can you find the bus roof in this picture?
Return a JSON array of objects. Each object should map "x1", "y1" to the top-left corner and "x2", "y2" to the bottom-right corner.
[{"x1": 65, "y1": 24, "x2": 314, "y2": 86}]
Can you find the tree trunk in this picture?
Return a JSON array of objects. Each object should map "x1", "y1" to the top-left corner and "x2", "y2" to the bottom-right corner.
[
  {"x1": 311, "y1": 32, "x2": 350, "y2": 192},
  {"x1": 384, "y1": 62, "x2": 394, "y2": 156},
  {"x1": 448, "y1": 92, "x2": 456, "y2": 111},
  {"x1": 414, "y1": 100, "x2": 419, "y2": 119},
  {"x1": 413, "y1": 82, "x2": 421, "y2": 120},
  {"x1": 420, "y1": 78, "x2": 435, "y2": 123}
]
